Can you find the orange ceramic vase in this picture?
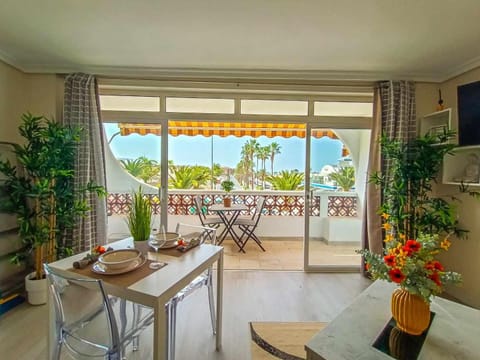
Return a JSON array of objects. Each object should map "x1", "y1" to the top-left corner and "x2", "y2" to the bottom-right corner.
[{"x1": 391, "y1": 288, "x2": 430, "y2": 335}]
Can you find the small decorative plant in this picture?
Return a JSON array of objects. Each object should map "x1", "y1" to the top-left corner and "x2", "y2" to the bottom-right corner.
[
  {"x1": 220, "y1": 179, "x2": 235, "y2": 207},
  {"x1": 126, "y1": 187, "x2": 152, "y2": 241},
  {"x1": 358, "y1": 131, "x2": 470, "y2": 303},
  {"x1": 220, "y1": 179, "x2": 234, "y2": 193}
]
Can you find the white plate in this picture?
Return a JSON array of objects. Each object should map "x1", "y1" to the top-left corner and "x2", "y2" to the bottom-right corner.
[{"x1": 92, "y1": 256, "x2": 147, "y2": 275}]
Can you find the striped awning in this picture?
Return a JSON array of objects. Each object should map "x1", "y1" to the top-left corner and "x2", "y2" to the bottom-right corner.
[{"x1": 118, "y1": 121, "x2": 338, "y2": 140}]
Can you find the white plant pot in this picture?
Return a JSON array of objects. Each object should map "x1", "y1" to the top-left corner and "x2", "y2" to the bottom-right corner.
[{"x1": 25, "y1": 272, "x2": 47, "y2": 305}]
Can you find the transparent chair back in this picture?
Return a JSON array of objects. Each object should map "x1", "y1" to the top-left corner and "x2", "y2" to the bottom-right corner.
[
  {"x1": 168, "y1": 223, "x2": 217, "y2": 360},
  {"x1": 44, "y1": 263, "x2": 121, "y2": 358}
]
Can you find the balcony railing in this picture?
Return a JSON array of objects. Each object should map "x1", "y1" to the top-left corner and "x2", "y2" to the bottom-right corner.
[{"x1": 107, "y1": 190, "x2": 358, "y2": 218}]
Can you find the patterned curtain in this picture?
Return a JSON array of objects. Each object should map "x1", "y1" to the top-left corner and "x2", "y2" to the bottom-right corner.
[
  {"x1": 362, "y1": 81, "x2": 416, "y2": 261},
  {"x1": 63, "y1": 73, "x2": 107, "y2": 252}
]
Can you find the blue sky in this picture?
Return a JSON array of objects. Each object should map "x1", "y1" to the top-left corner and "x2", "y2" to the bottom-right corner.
[{"x1": 104, "y1": 123, "x2": 342, "y2": 172}]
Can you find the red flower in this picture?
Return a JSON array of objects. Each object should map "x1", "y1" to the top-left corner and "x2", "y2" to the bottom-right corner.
[
  {"x1": 389, "y1": 268, "x2": 406, "y2": 283},
  {"x1": 403, "y1": 239, "x2": 421, "y2": 255},
  {"x1": 429, "y1": 272, "x2": 442, "y2": 287},
  {"x1": 94, "y1": 245, "x2": 106, "y2": 254},
  {"x1": 383, "y1": 255, "x2": 396, "y2": 267},
  {"x1": 365, "y1": 263, "x2": 370, "y2": 271},
  {"x1": 425, "y1": 261, "x2": 444, "y2": 272}
]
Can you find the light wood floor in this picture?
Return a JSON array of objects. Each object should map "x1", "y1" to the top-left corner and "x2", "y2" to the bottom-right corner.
[
  {"x1": 0, "y1": 271, "x2": 372, "y2": 360},
  {"x1": 221, "y1": 239, "x2": 361, "y2": 270}
]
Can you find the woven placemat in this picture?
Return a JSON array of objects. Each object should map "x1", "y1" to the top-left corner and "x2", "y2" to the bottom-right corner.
[{"x1": 70, "y1": 259, "x2": 166, "y2": 287}]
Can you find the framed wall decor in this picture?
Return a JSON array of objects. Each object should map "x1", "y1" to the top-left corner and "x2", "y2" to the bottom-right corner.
[{"x1": 0, "y1": 142, "x2": 19, "y2": 233}]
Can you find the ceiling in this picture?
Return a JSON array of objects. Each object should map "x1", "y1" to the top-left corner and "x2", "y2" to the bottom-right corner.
[{"x1": 1, "y1": 0, "x2": 479, "y2": 82}]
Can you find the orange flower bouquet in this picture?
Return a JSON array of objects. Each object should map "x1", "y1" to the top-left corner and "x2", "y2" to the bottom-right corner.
[{"x1": 358, "y1": 214, "x2": 461, "y2": 303}]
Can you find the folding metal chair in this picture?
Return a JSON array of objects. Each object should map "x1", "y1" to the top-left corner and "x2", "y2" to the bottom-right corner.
[{"x1": 234, "y1": 196, "x2": 266, "y2": 252}]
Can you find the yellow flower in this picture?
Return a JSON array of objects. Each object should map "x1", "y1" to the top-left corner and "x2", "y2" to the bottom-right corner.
[
  {"x1": 382, "y1": 222, "x2": 392, "y2": 231},
  {"x1": 440, "y1": 238, "x2": 451, "y2": 251},
  {"x1": 384, "y1": 234, "x2": 394, "y2": 243},
  {"x1": 381, "y1": 213, "x2": 390, "y2": 220},
  {"x1": 399, "y1": 233, "x2": 406, "y2": 240}
]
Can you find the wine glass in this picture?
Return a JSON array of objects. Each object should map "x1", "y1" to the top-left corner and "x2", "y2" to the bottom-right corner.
[{"x1": 148, "y1": 231, "x2": 167, "y2": 269}]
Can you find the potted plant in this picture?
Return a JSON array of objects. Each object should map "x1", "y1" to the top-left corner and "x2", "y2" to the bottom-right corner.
[
  {"x1": 126, "y1": 187, "x2": 152, "y2": 252},
  {"x1": 0, "y1": 113, "x2": 105, "y2": 305},
  {"x1": 220, "y1": 179, "x2": 235, "y2": 207},
  {"x1": 358, "y1": 131, "x2": 472, "y2": 334}
]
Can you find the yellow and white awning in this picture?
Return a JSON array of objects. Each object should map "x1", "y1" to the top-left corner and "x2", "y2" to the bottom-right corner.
[{"x1": 118, "y1": 121, "x2": 339, "y2": 140}]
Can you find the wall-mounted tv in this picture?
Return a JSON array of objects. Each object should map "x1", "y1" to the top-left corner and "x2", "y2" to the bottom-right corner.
[{"x1": 457, "y1": 80, "x2": 480, "y2": 146}]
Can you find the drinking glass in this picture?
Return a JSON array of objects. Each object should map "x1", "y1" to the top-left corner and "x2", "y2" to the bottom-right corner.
[{"x1": 148, "y1": 235, "x2": 167, "y2": 269}]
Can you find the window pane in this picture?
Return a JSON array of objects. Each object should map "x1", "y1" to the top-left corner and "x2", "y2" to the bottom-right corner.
[
  {"x1": 166, "y1": 97, "x2": 234, "y2": 114},
  {"x1": 100, "y1": 95, "x2": 160, "y2": 112},
  {"x1": 314, "y1": 102, "x2": 372, "y2": 117},
  {"x1": 241, "y1": 100, "x2": 308, "y2": 115}
]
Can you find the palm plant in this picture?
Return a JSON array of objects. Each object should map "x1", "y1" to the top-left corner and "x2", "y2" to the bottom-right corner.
[
  {"x1": 120, "y1": 158, "x2": 144, "y2": 178},
  {"x1": 269, "y1": 142, "x2": 282, "y2": 175},
  {"x1": 267, "y1": 170, "x2": 304, "y2": 190},
  {"x1": 242, "y1": 139, "x2": 259, "y2": 189},
  {"x1": 121, "y1": 156, "x2": 160, "y2": 183},
  {"x1": 168, "y1": 165, "x2": 195, "y2": 189},
  {"x1": 126, "y1": 187, "x2": 152, "y2": 241},
  {"x1": 0, "y1": 114, "x2": 105, "y2": 279},
  {"x1": 330, "y1": 166, "x2": 355, "y2": 191},
  {"x1": 370, "y1": 131, "x2": 468, "y2": 239}
]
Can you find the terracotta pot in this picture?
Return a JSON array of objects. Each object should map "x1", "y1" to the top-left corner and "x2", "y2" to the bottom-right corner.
[
  {"x1": 223, "y1": 197, "x2": 232, "y2": 207},
  {"x1": 391, "y1": 288, "x2": 430, "y2": 335}
]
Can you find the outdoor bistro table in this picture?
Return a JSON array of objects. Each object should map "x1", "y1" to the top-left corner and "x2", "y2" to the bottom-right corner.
[
  {"x1": 47, "y1": 237, "x2": 224, "y2": 360},
  {"x1": 209, "y1": 203, "x2": 248, "y2": 252}
]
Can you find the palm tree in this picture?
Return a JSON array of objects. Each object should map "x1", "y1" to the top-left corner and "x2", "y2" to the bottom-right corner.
[
  {"x1": 235, "y1": 158, "x2": 252, "y2": 189},
  {"x1": 269, "y1": 142, "x2": 281, "y2": 175},
  {"x1": 329, "y1": 166, "x2": 355, "y2": 191},
  {"x1": 168, "y1": 165, "x2": 195, "y2": 189},
  {"x1": 266, "y1": 170, "x2": 304, "y2": 190},
  {"x1": 257, "y1": 146, "x2": 270, "y2": 189},
  {"x1": 120, "y1": 158, "x2": 144, "y2": 178},
  {"x1": 241, "y1": 139, "x2": 258, "y2": 189}
]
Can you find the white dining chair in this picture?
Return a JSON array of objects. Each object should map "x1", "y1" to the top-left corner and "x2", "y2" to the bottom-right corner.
[
  {"x1": 44, "y1": 263, "x2": 156, "y2": 359},
  {"x1": 166, "y1": 223, "x2": 217, "y2": 360}
]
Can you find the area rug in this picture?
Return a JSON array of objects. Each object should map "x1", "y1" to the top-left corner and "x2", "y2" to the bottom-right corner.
[{"x1": 250, "y1": 322, "x2": 327, "y2": 360}]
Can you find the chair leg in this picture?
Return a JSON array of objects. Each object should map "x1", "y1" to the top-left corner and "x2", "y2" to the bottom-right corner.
[
  {"x1": 169, "y1": 300, "x2": 177, "y2": 360},
  {"x1": 207, "y1": 277, "x2": 216, "y2": 335},
  {"x1": 53, "y1": 337, "x2": 62, "y2": 360}
]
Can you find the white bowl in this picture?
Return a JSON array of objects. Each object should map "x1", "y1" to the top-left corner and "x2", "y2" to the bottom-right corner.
[
  {"x1": 154, "y1": 232, "x2": 180, "y2": 248},
  {"x1": 98, "y1": 249, "x2": 142, "y2": 270}
]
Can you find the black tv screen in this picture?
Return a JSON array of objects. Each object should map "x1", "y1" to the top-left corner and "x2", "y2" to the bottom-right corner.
[{"x1": 457, "y1": 81, "x2": 480, "y2": 146}]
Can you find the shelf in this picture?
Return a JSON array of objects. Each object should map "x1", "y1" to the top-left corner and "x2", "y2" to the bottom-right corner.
[
  {"x1": 442, "y1": 145, "x2": 480, "y2": 186},
  {"x1": 419, "y1": 108, "x2": 452, "y2": 139}
]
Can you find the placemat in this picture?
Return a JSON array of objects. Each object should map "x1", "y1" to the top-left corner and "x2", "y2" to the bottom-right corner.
[
  {"x1": 69, "y1": 259, "x2": 166, "y2": 287},
  {"x1": 156, "y1": 243, "x2": 199, "y2": 258}
]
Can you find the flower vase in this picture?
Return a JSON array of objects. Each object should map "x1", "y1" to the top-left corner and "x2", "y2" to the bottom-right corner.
[
  {"x1": 134, "y1": 240, "x2": 149, "y2": 255},
  {"x1": 391, "y1": 288, "x2": 430, "y2": 335}
]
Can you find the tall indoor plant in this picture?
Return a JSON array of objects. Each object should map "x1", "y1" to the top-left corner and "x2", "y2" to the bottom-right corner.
[
  {"x1": 358, "y1": 130, "x2": 472, "y2": 334},
  {"x1": 0, "y1": 114, "x2": 105, "y2": 304}
]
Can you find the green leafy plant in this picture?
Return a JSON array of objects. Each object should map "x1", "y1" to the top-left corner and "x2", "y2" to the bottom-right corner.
[
  {"x1": 0, "y1": 113, "x2": 105, "y2": 280},
  {"x1": 126, "y1": 187, "x2": 152, "y2": 241},
  {"x1": 357, "y1": 130, "x2": 478, "y2": 302},
  {"x1": 330, "y1": 166, "x2": 355, "y2": 191},
  {"x1": 266, "y1": 170, "x2": 304, "y2": 190},
  {"x1": 220, "y1": 179, "x2": 234, "y2": 193}
]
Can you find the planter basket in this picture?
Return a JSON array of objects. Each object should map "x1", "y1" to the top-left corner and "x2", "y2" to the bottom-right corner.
[{"x1": 25, "y1": 272, "x2": 47, "y2": 305}]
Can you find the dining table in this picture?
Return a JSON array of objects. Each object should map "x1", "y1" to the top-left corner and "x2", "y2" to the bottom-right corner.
[
  {"x1": 209, "y1": 203, "x2": 248, "y2": 252},
  {"x1": 47, "y1": 237, "x2": 224, "y2": 360}
]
